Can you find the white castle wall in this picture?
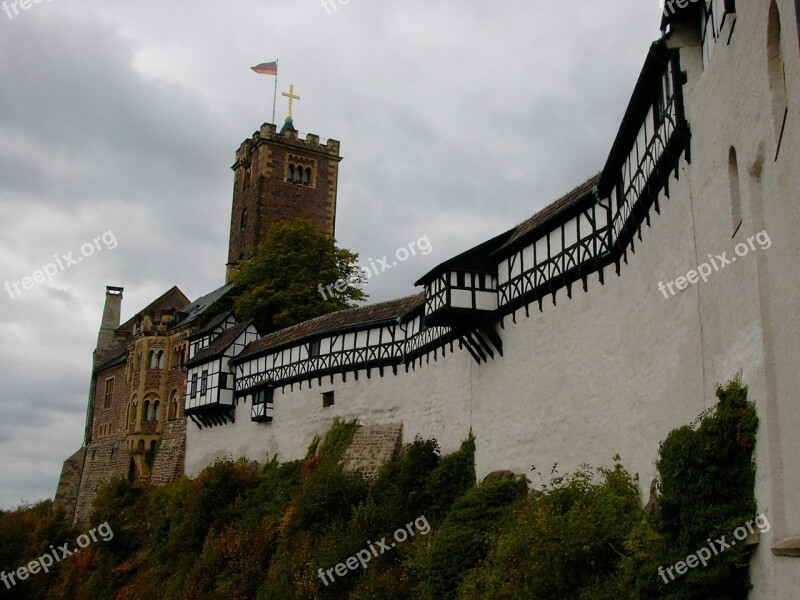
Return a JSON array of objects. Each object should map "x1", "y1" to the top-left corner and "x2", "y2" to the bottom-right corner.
[{"x1": 187, "y1": 1, "x2": 800, "y2": 596}]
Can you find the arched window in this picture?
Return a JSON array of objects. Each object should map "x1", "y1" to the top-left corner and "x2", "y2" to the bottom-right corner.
[
  {"x1": 173, "y1": 346, "x2": 186, "y2": 368},
  {"x1": 292, "y1": 164, "x2": 302, "y2": 182},
  {"x1": 768, "y1": 1, "x2": 789, "y2": 153},
  {"x1": 288, "y1": 164, "x2": 295, "y2": 182},
  {"x1": 240, "y1": 208, "x2": 248, "y2": 231},
  {"x1": 128, "y1": 397, "x2": 138, "y2": 432},
  {"x1": 728, "y1": 147, "x2": 742, "y2": 236},
  {"x1": 242, "y1": 166, "x2": 251, "y2": 190},
  {"x1": 152, "y1": 401, "x2": 161, "y2": 422},
  {"x1": 157, "y1": 351, "x2": 164, "y2": 369},
  {"x1": 301, "y1": 167, "x2": 310, "y2": 185},
  {"x1": 148, "y1": 351, "x2": 156, "y2": 369},
  {"x1": 144, "y1": 400, "x2": 152, "y2": 421},
  {"x1": 169, "y1": 390, "x2": 179, "y2": 421}
]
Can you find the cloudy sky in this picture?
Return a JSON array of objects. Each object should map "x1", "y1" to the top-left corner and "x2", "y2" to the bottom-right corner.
[{"x1": 0, "y1": 0, "x2": 664, "y2": 509}]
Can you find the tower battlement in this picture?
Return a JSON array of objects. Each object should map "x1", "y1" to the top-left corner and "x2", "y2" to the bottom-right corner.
[{"x1": 233, "y1": 122, "x2": 341, "y2": 169}]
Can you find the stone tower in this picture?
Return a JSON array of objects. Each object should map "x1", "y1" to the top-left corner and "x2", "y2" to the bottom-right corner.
[{"x1": 226, "y1": 117, "x2": 342, "y2": 282}]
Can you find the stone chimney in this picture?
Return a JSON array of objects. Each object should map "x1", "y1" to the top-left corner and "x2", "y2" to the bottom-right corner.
[{"x1": 95, "y1": 286, "x2": 123, "y2": 366}]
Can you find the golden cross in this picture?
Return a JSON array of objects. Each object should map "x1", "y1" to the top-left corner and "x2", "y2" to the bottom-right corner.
[{"x1": 282, "y1": 83, "x2": 301, "y2": 118}]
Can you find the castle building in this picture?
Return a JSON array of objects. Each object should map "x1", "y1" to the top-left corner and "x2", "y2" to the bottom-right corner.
[
  {"x1": 184, "y1": 3, "x2": 800, "y2": 597},
  {"x1": 58, "y1": 1, "x2": 800, "y2": 596},
  {"x1": 55, "y1": 112, "x2": 342, "y2": 526}
]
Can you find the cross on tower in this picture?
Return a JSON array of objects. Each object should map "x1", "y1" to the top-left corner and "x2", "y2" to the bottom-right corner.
[{"x1": 282, "y1": 83, "x2": 301, "y2": 118}]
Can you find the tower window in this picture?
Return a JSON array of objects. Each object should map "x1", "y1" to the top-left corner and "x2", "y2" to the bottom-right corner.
[
  {"x1": 103, "y1": 378, "x2": 114, "y2": 410},
  {"x1": 243, "y1": 166, "x2": 251, "y2": 190},
  {"x1": 128, "y1": 398, "x2": 138, "y2": 432},
  {"x1": 286, "y1": 155, "x2": 317, "y2": 187},
  {"x1": 169, "y1": 390, "x2": 179, "y2": 421}
]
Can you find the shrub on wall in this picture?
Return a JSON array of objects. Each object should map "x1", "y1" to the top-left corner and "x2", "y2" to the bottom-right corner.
[
  {"x1": 621, "y1": 377, "x2": 759, "y2": 599},
  {"x1": 458, "y1": 462, "x2": 643, "y2": 599}
]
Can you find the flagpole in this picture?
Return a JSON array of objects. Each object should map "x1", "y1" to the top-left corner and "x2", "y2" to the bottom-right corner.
[{"x1": 272, "y1": 59, "x2": 278, "y2": 124}]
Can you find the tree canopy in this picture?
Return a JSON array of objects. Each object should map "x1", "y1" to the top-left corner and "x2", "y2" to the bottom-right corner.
[{"x1": 232, "y1": 218, "x2": 367, "y2": 333}]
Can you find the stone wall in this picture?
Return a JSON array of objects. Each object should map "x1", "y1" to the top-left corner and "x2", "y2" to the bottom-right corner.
[
  {"x1": 71, "y1": 440, "x2": 131, "y2": 525},
  {"x1": 342, "y1": 423, "x2": 403, "y2": 481},
  {"x1": 53, "y1": 447, "x2": 86, "y2": 524},
  {"x1": 150, "y1": 418, "x2": 187, "y2": 487}
]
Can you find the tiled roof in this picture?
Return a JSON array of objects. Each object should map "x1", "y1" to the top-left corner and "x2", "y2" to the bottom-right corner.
[
  {"x1": 187, "y1": 309, "x2": 234, "y2": 341},
  {"x1": 186, "y1": 320, "x2": 253, "y2": 367},
  {"x1": 95, "y1": 351, "x2": 129, "y2": 374},
  {"x1": 175, "y1": 283, "x2": 235, "y2": 328},
  {"x1": 235, "y1": 294, "x2": 425, "y2": 361},
  {"x1": 496, "y1": 174, "x2": 600, "y2": 253},
  {"x1": 416, "y1": 174, "x2": 600, "y2": 285}
]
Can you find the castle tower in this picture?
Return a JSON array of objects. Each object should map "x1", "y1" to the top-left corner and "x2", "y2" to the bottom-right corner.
[{"x1": 225, "y1": 116, "x2": 342, "y2": 282}]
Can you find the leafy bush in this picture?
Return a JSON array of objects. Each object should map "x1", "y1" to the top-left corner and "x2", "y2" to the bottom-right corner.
[
  {"x1": 459, "y1": 463, "x2": 641, "y2": 599},
  {"x1": 421, "y1": 472, "x2": 528, "y2": 599},
  {"x1": 621, "y1": 377, "x2": 759, "y2": 599}
]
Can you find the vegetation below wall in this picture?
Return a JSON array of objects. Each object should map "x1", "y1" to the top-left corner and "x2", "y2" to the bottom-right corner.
[{"x1": 1, "y1": 379, "x2": 759, "y2": 599}]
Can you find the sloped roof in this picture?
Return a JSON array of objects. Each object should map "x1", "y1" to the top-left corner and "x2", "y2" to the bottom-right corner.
[
  {"x1": 234, "y1": 294, "x2": 425, "y2": 362},
  {"x1": 415, "y1": 230, "x2": 514, "y2": 286},
  {"x1": 494, "y1": 174, "x2": 600, "y2": 255},
  {"x1": 94, "y1": 351, "x2": 129, "y2": 374},
  {"x1": 116, "y1": 286, "x2": 190, "y2": 334},
  {"x1": 175, "y1": 283, "x2": 235, "y2": 328},
  {"x1": 187, "y1": 309, "x2": 234, "y2": 341},
  {"x1": 416, "y1": 174, "x2": 600, "y2": 286},
  {"x1": 186, "y1": 320, "x2": 253, "y2": 368}
]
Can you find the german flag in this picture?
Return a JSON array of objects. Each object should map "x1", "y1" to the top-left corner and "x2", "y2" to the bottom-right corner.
[{"x1": 251, "y1": 61, "x2": 278, "y2": 76}]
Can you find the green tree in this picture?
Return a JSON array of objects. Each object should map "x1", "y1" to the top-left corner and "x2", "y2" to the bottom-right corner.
[{"x1": 233, "y1": 218, "x2": 367, "y2": 333}]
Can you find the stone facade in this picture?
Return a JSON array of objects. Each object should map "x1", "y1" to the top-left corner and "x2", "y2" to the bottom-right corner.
[{"x1": 58, "y1": 287, "x2": 198, "y2": 525}]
